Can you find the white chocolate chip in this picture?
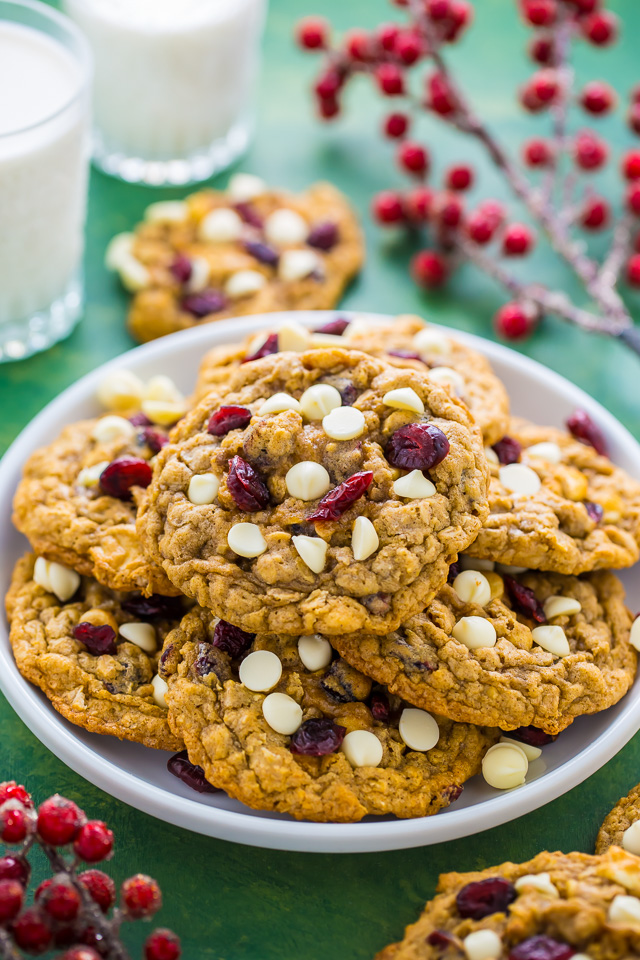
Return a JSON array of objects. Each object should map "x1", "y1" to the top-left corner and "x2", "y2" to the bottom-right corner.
[
  {"x1": 34, "y1": 557, "x2": 52, "y2": 592},
  {"x1": 453, "y1": 570, "x2": 492, "y2": 606},
  {"x1": 392, "y1": 470, "x2": 436, "y2": 499},
  {"x1": 514, "y1": 873, "x2": 559, "y2": 898},
  {"x1": 227, "y1": 172, "x2": 267, "y2": 201},
  {"x1": 239, "y1": 650, "x2": 282, "y2": 692},
  {"x1": 185, "y1": 256, "x2": 210, "y2": 293},
  {"x1": 412, "y1": 327, "x2": 452, "y2": 357},
  {"x1": 285, "y1": 462, "x2": 331, "y2": 501},
  {"x1": 141, "y1": 399, "x2": 187, "y2": 426},
  {"x1": 228, "y1": 523, "x2": 267, "y2": 558},
  {"x1": 622, "y1": 821, "x2": 640, "y2": 856},
  {"x1": 499, "y1": 463, "x2": 541, "y2": 496},
  {"x1": 543, "y1": 595, "x2": 582, "y2": 619},
  {"x1": 77, "y1": 460, "x2": 110, "y2": 488},
  {"x1": 91, "y1": 415, "x2": 136, "y2": 444},
  {"x1": 118, "y1": 255, "x2": 151, "y2": 292},
  {"x1": 496, "y1": 563, "x2": 528, "y2": 575},
  {"x1": 278, "y1": 249, "x2": 321, "y2": 282},
  {"x1": 482, "y1": 742, "x2": 528, "y2": 790},
  {"x1": 382, "y1": 387, "x2": 424, "y2": 415},
  {"x1": 258, "y1": 392, "x2": 302, "y2": 415},
  {"x1": 225, "y1": 269, "x2": 266, "y2": 300},
  {"x1": 292, "y1": 535, "x2": 328, "y2": 574},
  {"x1": 144, "y1": 200, "x2": 188, "y2": 223},
  {"x1": 609, "y1": 894, "x2": 640, "y2": 925},
  {"x1": 629, "y1": 618, "x2": 640, "y2": 651},
  {"x1": 97, "y1": 370, "x2": 144, "y2": 412},
  {"x1": 500, "y1": 737, "x2": 542, "y2": 762},
  {"x1": 398, "y1": 708, "x2": 439, "y2": 752},
  {"x1": 351, "y1": 516, "x2": 379, "y2": 561},
  {"x1": 188, "y1": 473, "x2": 220, "y2": 505},
  {"x1": 531, "y1": 625, "x2": 571, "y2": 658},
  {"x1": 297, "y1": 635, "x2": 333, "y2": 672},
  {"x1": 151, "y1": 674, "x2": 168, "y2": 708},
  {"x1": 119, "y1": 622, "x2": 157, "y2": 653},
  {"x1": 264, "y1": 208, "x2": 308, "y2": 246},
  {"x1": 341, "y1": 730, "x2": 383, "y2": 768},
  {"x1": 526, "y1": 441, "x2": 562, "y2": 463},
  {"x1": 309, "y1": 333, "x2": 345, "y2": 347},
  {"x1": 105, "y1": 232, "x2": 134, "y2": 271},
  {"x1": 460, "y1": 556, "x2": 495, "y2": 572},
  {"x1": 428, "y1": 366, "x2": 465, "y2": 395},
  {"x1": 262, "y1": 692, "x2": 303, "y2": 735},
  {"x1": 322, "y1": 406, "x2": 365, "y2": 441},
  {"x1": 36, "y1": 560, "x2": 80, "y2": 602},
  {"x1": 299, "y1": 384, "x2": 342, "y2": 420},
  {"x1": 485, "y1": 446, "x2": 500, "y2": 465},
  {"x1": 462, "y1": 930, "x2": 502, "y2": 960},
  {"x1": 143, "y1": 375, "x2": 184, "y2": 404},
  {"x1": 277, "y1": 321, "x2": 311, "y2": 352},
  {"x1": 199, "y1": 207, "x2": 243, "y2": 242},
  {"x1": 452, "y1": 616, "x2": 497, "y2": 650}
]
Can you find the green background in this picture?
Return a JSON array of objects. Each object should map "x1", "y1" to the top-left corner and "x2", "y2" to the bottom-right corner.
[{"x1": 1, "y1": 1, "x2": 640, "y2": 956}]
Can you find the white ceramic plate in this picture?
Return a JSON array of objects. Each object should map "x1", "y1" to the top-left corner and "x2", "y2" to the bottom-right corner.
[{"x1": 1, "y1": 311, "x2": 638, "y2": 853}]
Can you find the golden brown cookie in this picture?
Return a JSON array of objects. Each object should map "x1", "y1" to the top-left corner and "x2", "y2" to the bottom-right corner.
[
  {"x1": 597, "y1": 785, "x2": 640, "y2": 856},
  {"x1": 139, "y1": 347, "x2": 489, "y2": 636},
  {"x1": 159, "y1": 606, "x2": 497, "y2": 823}
]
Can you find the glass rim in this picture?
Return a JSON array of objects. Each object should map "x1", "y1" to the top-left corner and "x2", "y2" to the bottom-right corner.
[{"x1": 0, "y1": 0, "x2": 92, "y2": 140}]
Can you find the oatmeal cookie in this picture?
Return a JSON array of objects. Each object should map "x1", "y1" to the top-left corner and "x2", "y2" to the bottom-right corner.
[
  {"x1": 597, "y1": 785, "x2": 640, "y2": 855},
  {"x1": 13, "y1": 416, "x2": 177, "y2": 596},
  {"x1": 159, "y1": 606, "x2": 496, "y2": 822},
  {"x1": 139, "y1": 348, "x2": 489, "y2": 635},
  {"x1": 330, "y1": 568, "x2": 635, "y2": 734},
  {"x1": 465, "y1": 418, "x2": 640, "y2": 573},
  {"x1": 6, "y1": 554, "x2": 183, "y2": 750},
  {"x1": 375, "y1": 847, "x2": 640, "y2": 959},
  {"x1": 111, "y1": 179, "x2": 363, "y2": 343}
]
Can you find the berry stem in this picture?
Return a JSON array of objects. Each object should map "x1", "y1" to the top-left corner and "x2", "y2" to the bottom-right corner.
[{"x1": 543, "y1": 8, "x2": 574, "y2": 208}]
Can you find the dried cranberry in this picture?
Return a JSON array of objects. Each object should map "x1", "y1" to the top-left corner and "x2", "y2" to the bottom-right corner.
[
  {"x1": 442, "y1": 784, "x2": 463, "y2": 803},
  {"x1": 307, "y1": 221, "x2": 339, "y2": 250},
  {"x1": 212, "y1": 620, "x2": 255, "y2": 658},
  {"x1": 504, "y1": 575, "x2": 546, "y2": 624},
  {"x1": 207, "y1": 405, "x2": 252, "y2": 436},
  {"x1": 566, "y1": 409, "x2": 608, "y2": 457},
  {"x1": 234, "y1": 201, "x2": 263, "y2": 228},
  {"x1": 308, "y1": 471, "x2": 373, "y2": 522},
  {"x1": 290, "y1": 718, "x2": 347, "y2": 756},
  {"x1": 509, "y1": 936, "x2": 575, "y2": 960},
  {"x1": 492, "y1": 435, "x2": 522, "y2": 465},
  {"x1": 121, "y1": 594, "x2": 183, "y2": 620},
  {"x1": 128, "y1": 413, "x2": 153, "y2": 427},
  {"x1": 167, "y1": 751, "x2": 219, "y2": 794},
  {"x1": 456, "y1": 876, "x2": 516, "y2": 919},
  {"x1": 227, "y1": 455, "x2": 270, "y2": 512},
  {"x1": 387, "y1": 349, "x2": 423, "y2": 361},
  {"x1": 370, "y1": 691, "x2": 390, "y2": 722},
  {"x1": 447, "y1": 561, "x2": 461, "y2": 583},
  {"x1": 509, "y1": 725, "x2": 557, "y2": 747},
  {"x1": 245, "y1": 240, "x2": 279, "y2": 266},
  {"x1": 73, "y1": 623, "x2": 117, "y2": 656},
  {"x1": 585, "y1": 500, "x2": 604, "y2": 523},
  {"x1": 99, "y1": 457, "x2": 152, "y2": 500},
  {"x1": 170, "y1": 254, "x2": 192, "y2": 285},
  {"x1": 337, "y1": 382, "x2": 358, "y2": 405},
  {"x1": 427, "y1": 930, "x2": 457, "y2": 948},
  {"x1": 314, "y1": 316, "x2": 349, "y2": 336},
  {"x1": 181, "y1": 290, "x2": 226, "y2": 318},
  {"x1": 139, "y1": 427, "x2": 168, "y2": 454},
  {"x1": 243, "y1": 332, "x2": 279, "y2": 362},
  {"x1": 386, "y1": 423, "x2": 450, "y2": 471}
]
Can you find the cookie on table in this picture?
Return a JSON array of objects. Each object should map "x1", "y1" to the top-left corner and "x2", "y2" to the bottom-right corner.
[
  {"x1": 331, "y1": 567, "x2": 636, "y2": 734},
  {"x1": 465, "y1": 417, "x2": 640, "y2": 573},
  {"x1": 12, "y1": 415, "x2": 178, "y2": 596},
  {"x1": 159, "y1": 606, "x2": 497, "y2": 823},
  {"x1": 6, "y1": 554, "x2": 183, "y2": 751},
  {"x1": 375, "y1": 847, "x2": 640, "y2": 960},
  {"x1": 139, "y1": 347, "x2": 490, "y2": 636},
  {"x1": 597, "y1": 784, "x2": 640, "y2": 856},
  {"x1": 106, "y1": 176, "x2": 364, "y2": 343}
]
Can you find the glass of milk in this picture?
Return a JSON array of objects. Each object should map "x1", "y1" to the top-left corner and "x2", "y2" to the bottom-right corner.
[
  {"x1": 0, "y1": 0, "x2": 91, "y2": 363},
  {"x1": 63, "y1": 0, "x2": 267, "y2": 186}
]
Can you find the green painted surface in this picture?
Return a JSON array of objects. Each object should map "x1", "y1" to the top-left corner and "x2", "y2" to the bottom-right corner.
[{"x1": 1, "y1": 1, "x2": 639, "y2": 957}]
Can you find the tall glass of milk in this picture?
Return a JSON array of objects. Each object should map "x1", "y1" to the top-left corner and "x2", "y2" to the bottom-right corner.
[
  {"x1": 63, "y1": 0, "x2": 267, "y2": 186},
  {"x1": 0, "y1": 0, "x2": 91, "y2": 362}
]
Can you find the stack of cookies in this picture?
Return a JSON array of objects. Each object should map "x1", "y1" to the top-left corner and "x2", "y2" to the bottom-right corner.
[{"x1": 5, "y1": 313, "x2": 640, "y2": 824}]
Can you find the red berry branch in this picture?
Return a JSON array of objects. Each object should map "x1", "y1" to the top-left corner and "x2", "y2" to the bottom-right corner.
[
  {"x1": 0, "y1": 782, "x2": 180, "y2": 960},
  {"x1": 296, "y1": 0, "x2": 640, "y2": 356}
]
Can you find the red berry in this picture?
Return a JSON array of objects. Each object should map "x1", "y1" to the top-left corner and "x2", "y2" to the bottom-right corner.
[
  {"x1": 627, "y1": 183, "x2": 640, "y2": 216},
  {"x1": 62, "y1": 950, "x2": 101, "y2": 960},
  {"x1": 579, "y1": 80, "x2": 615, "y2": 114},
  {"x1": 99, "y1": 457, "x2": 152, "y2": 500},
  {"x1": 566, "y1": 0, "x2": 599, "y2": 12},
  {"x1": 37, "y1": 877, "x2": 81, "y2": 923},
  {"x1": 528, "y1": 34, "x2": 555, "y2": 65},
  {"x1": 627, "y1": 253, "x2": 640, "y2": 286},
  {"x1": 0, "y1": 783, "x2": 33, "y2": 810},
  {"x1": 446, "y1": 164, "x2": 473, "y2": 191},
  {"x1": 212, "y1": 620, "x2": 254, "y2": 658},
  {"x1": 78, "y1": 870, "x2": 116, "y2": 913},
  {"x1": 411, "y1": 249, "x2": 449, "y2": 288},
  {"x1": 426, "y1": 72, "x2": 457, "y2": 115},
  {"x1": 457, "y1": 876, "x2": 516, "y2": 919},
  {"x1": 509, "y1": 936, "x2": 574, "y2": 960},
  {"x1": 477, "y1": 199, "x2": 506, "y2": 229},
  {"x1": 12, "y1": 907, "x2": 52, "y2": 954},
  {"x1": 574, "y1": 131, "x2": 608, "y2": 170},
  {"x1": 529, "y1": 69, "x2": 559, "y2": 103},
  {"x1": 425, "y1": 0, "x2": 452, "y2": 19},
  {"x1": 317, "y1": 96, "x2": 340, "y2": 120},
  {"x1": 397, "y1": 141, "x2": 429, "y2": 177},
  {"x1": 434, "y1": 192, "x2": 464, "y2": 229},
  {"x1": 121, "y1": 874, "x2": 162, "y2": 919},
  {"x1": 566, "y1": 409, "x2": 608, "y2": 456},
  {"x1": 522, "y1": 138, "x2": 553, "y2": 167},
  {"x1": 628, "y1": 102, "x2": 640, "y2": 137},
  {"x1": 344, "y1": 29, "x2": 371, "y2": 61},
  {"x1": 73, "y1": 622, "x2": 117, "y2": 656},
  {"x1": 207, "y1": 405, "x2": 252, "y2": 436},
  {"x1": 295, "y1": 17, "x2": 328, "y2": 51},
  {"x1": 375, "y1": 63, "x2": 405, "y2": 96},
  {"x1": 244, "y1": 332, "x2": 278, "y2": 362},
  {"x1": 383, "y1": 112, "x2": 409, "y2": 139},
  {"x1": 290, "y1": 718, "x2": 347, "y2": 755},
  {"x1": 145, "y1": 929, "x2": 182, "y2": 960},
  {"x1": 520, "y1": 0, "x2": 557, "y2": 27},
  {"x1": 631, "y1": 84, "x2": 640, "y2": 105},
  {"x1": 520, "y1": 85, "x2": 546, "y2": 113},
  {"x1": 442, "y1": 0, "x2": 473, "y2": 41},
  {"x1": 37, "y1": 796, "x2": 84, "y2": 846},
  {"x1": 307, "y1": 472, "x2": 373, "y2": 522},
  {"x1": 504, "y1": 575, "x2": 546, "y2": 623},
  {"x1": 395, "y1": 30, "x2": 423, "y2": 65},
  {"x1": 73, "y1": 821, "x2": 114, "y2": 863},
  {"x1": 227, "y1": 455, "x2": 270, "y2": 513},
  {"x1": 314, "y1": 70, "x2": 342, "y2": 100},
  {"x1": 466, "y1": 210, "x2": 496, "y2": 245},
  {"x1": 0, "y1": 855, "x2": 30, "y2": 886},
  {"x1": 502, "y1": 223, "x2": 535, "y2": 256},
  {"x1": 386, "y1": 423, "x2": 450, "y2": 471},
  {"x1": 405, "y1": 186, "x2": 434, "y2": 222},
  {"x1": 0, "y1": 879, "x2": 24, "y2": 923},
  {"x1": 581, "y1": 11, "x2": 618, "y2": 45},
  {"x1": 377, "y1": 23, "x2": 400, "y2": 52},
  {"x1": 580, "y1": 196, "x2": 610, "y2": 230},
  {"x1": 372, "y1": 191, "x2": 405, "y2": 225},
  {"x1": 494, "y1": 302, "x2": 537, "y2": 340},
  {"x1": 180, "y1": 289, "x2": 226, "y2": 318},
  {"x1": 0, "y1": 804, "x2": 31, "y2": 844}
]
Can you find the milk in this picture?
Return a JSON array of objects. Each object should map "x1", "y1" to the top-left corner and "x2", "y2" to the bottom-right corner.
[
  {"x1": 63, "y1": 0, "x2": 266, "y2": 183},
  {"x1": 0, "y1": 10, "x2": 90, "y2": 357}
]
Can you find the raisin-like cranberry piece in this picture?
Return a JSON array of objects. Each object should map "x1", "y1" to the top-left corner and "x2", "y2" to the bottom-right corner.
[
  {"x1": 121, "y1": 595, "x2": 183, "y2": 620},
  {"x1": 456, "y1": 876, "x2": 516, "y2": 919},
  {"x1": 207, "y1": 405, "x2": 252, "y2": 436},
  {"x1": 427, "y1": 930, "x2": 457, "y2": 948},
  {"x1": 170, "y1": 254, "x2": 192, "y2": 284},
  {"x1": 308, "y1": 471, "x2": 373, "y2": 522},
  {"x1": 387, "y1": 349, "x2": 423, "y2": 361},
  {"x1": 510, "y1": 725, "x2": 557, "y2": 747},
  {"x1": 181, "y1": 290, "x2": 226, "y2": 318},
  {"x1": 442, "y1": 784, "x2": 463, "y2": 804},
  {"x1": 370, "y1": 691, "x2": 390, "y2": 722},
  {"x1": 243, "y1": 332, "x2": 279, "y2": 363},
  {"x1": 566, "y1": 409, "x2": 608, "y2": 457},
  {"x1": 447, "y1": 561, "x2": 460, "y2": 583},
  {"x1": 504, "y1": 575, "x2": 546, "y2": 623},
  {"x1": 235, "y1": 201, "x2": 263, "y2": 228},
  {"x1": 227, "y1": 455, "x2": 270, "y2": 512},
  {"x1": 386, "y1": 423, "x2": 450, "y2": 471},
  {"x1": 492, "y1": 435, "x2": 522, "y2": 465},
  {"x1": 307, "y1": 221, "x2": 339, "y2": 250},
  {"x1": 167, "y1": 751, "x2": 219, "y2": 794},
  {"x1": 585, "y1": 500, "x2": 604, "y2": 524},
  {"x1": 314, "y1": 317, "x2": 349, "y2": 336},
  {"x1": 73, "y1": 623, "x2": 117, "y2": 656},
  {"x1": 99, "y1": 457, "x2": 152, "y2": 500},
  {"x1": 509, "y1": 935, "x2": 575, "y2": 960},
  {"x1": 212, "y1": 620, "x2": 255, "y2": 658},
  {"x1": 128, "y1": 413, "x2": 153, "y2": 427},
  {"x1": 245, "y1": 240, "x2": 279, "y2": 266},
  {"x1": 139, "y1": 427, "x2": 168, "y2": 454},
  {"x1": 290, "y1": 718, "x2": 346, "y2": 756}
]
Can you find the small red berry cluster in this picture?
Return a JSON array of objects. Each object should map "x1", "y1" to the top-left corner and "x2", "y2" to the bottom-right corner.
[
  {"x1": 0, "y1": 782, "x2": 180, "y2": 960},
  {"x1": 296, "y1": 0, "x2": 640, "y2": 354}
]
